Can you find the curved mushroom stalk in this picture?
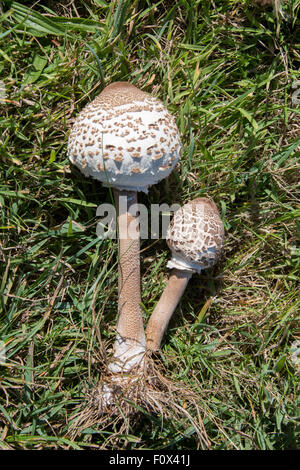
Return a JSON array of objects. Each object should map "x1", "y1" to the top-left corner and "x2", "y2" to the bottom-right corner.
[
  {"x1": 146, "y1": 198, "x2": 225, "y2": 352},
  {"x1": 146, "y1": 269, "x2": 192, "y2": 352},
  {"x1": 108, "y1": 189, "x2": 145, "y2": 372}
]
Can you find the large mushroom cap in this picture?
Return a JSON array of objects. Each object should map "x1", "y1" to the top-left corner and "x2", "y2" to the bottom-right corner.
[
  {"x1": 67, "y1": 82, "x2": 181, "y2": 193},
  {"x1": 166, "y1": 198, "x2": 225, "y2": 273}
]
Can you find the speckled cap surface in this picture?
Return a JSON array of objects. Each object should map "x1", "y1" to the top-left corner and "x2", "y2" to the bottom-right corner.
[
  {"x1": 67, "y1": 82, "x2": 181, "y2": 193},
  {"x1": 166, "y1": 198, "x2": 225, "y2": 273}
]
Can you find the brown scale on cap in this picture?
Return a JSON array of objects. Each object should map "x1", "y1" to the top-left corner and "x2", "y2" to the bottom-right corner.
[{"x1": 95, "y1": 82, "x2": 147, "y2": 108}]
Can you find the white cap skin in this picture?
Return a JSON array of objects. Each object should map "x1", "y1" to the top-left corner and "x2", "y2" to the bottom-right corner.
[
  {"x1": 166, "y1": 198, "x2": 225, "y2": 273},
  {"x1": 67, "y1": 82, "x2": 181, "y2": 193}
]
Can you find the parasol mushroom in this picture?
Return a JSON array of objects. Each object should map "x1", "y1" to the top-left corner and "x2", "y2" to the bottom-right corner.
[
  {"x1": 67, "y1": 81, "x2": 181, "y2": 372},
  {"x1": 146, "y1": 197, "x2": 225, "y2": 352}
]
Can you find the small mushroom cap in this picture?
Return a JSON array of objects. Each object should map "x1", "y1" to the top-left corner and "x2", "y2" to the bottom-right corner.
[
  {"x1": 166, "y1": 198, "x2": 225, "y2": 273},
  {"x1": 67, "y1": 82, "x2": 181, "y2": 193}
]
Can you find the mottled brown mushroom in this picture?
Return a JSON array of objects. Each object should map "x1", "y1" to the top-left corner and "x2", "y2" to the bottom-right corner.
[
  {"x1": 68, "y1": 82, "x2": 181, "y2": 373},
  {"x1": 146, "y1": 198, "x2": 225, "y2": 352}
]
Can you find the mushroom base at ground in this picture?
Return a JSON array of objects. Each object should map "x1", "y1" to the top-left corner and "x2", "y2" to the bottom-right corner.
[{"x1": 69, "y1": 357, "x2": 211, "y2": 450}]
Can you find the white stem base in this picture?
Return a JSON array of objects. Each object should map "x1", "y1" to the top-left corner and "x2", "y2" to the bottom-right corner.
[{"x1": 108, "y1": 335, "x2": 145, "y2": 373}]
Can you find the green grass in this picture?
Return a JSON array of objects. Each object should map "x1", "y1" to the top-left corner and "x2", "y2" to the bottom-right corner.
[{"x1": 0, "y1": 0, "x2": 299, "y2": 450}]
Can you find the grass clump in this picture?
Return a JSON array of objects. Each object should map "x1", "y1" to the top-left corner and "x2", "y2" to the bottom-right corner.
[{"x1": 0, "y1": 0, "x2": 299, "y2": 450}]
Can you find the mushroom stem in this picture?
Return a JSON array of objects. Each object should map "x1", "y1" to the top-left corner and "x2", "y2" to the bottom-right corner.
[
  {"x1": 108, "y1": 189, "x2": 146, "y2": 373},
  {"x1": 146, "y1": 269, "x2": 192, "y2": 352}
]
